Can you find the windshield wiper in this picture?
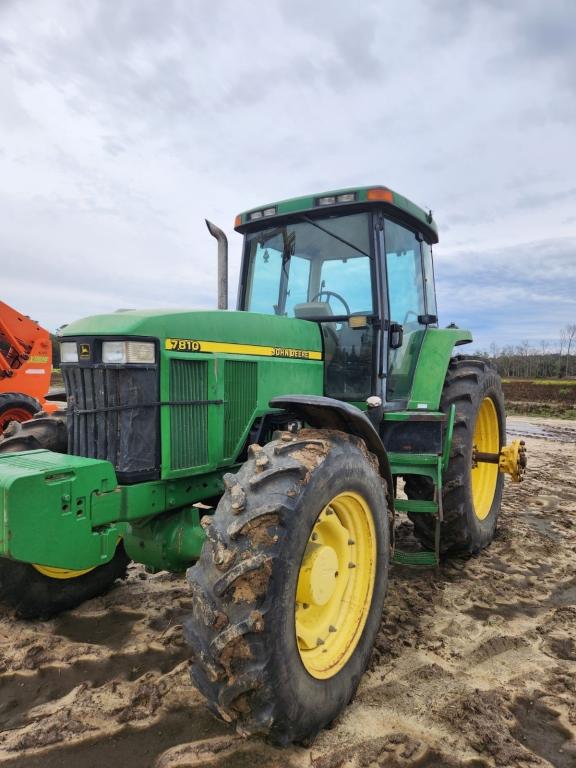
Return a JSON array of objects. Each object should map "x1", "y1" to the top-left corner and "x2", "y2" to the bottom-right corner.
[{"x1": 301, "y1": 215, "x2": 370, "y2": 258}]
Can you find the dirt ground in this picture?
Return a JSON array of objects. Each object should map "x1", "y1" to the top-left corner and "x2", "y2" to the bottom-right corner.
[
  {"x1": 0, "y1": 416, "x2": 575, "y2": 768},
  {"x1": 502, "y1": 381, "x2": 576, "y2": 419}
]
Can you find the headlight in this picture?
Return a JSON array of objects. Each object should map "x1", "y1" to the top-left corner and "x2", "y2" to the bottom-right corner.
[
  {"x1": 102, "y1": 341, "x2": 155, "y2": 364},
  {"x1": 60, "y1": 342, "x2": 79, "y2": 363}
]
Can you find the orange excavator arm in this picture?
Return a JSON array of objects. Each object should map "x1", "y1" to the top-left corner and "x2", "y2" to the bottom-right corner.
[{"x1": 0, "y1": 301, "x2": 56, "y2": 412}]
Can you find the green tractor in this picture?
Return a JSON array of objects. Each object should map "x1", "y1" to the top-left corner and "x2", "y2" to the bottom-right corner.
[{"x1": 0, "y1": 185, "x2": 526, "y2": 744}]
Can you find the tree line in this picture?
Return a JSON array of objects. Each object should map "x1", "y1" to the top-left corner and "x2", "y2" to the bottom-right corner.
[{"x1": 473, "y1": 324, "x2": 576, "y2": 379}]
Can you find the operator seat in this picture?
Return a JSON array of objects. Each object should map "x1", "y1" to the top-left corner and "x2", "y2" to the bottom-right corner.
[{"x1": 293, "y1": 302, "x2": 334, "y2": 321}]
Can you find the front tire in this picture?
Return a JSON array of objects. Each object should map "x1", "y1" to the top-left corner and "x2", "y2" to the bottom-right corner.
[
  {"x1": 184, "y1": 429, "x2": 389, "y2": 745},
  {"x1": 0, "y1": 549, "x2": 130, "y2": 619},
  {"x1": 0, "y1": 411, "x2": 130, "y2": 619}
]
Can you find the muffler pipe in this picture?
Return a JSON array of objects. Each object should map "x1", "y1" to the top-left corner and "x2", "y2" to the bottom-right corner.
[{"x1": 205, "y1": 220, "x2": 228, "y2": 310}]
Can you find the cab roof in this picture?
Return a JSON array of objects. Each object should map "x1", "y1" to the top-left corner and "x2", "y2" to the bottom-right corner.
[{"x1": 234, "y1": 185, "x2": 438, "y2": 244}]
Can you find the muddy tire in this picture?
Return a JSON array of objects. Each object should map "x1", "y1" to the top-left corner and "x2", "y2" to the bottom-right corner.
[
  {"x1": 406, "y1": 356, "x2": 505, "y2": 555},
  {"x1": 0, "y1": 410, "x2": 68, "y2": 454},
  {"x1": 0, "y1": 549, "x2": 130, "y2": 619},
  {"x1": 184, "y1": 429, "x2": 389, "y2": 745},
  {"x1": 0, "y1": 411, "x2": 129, "y2": 619},
  {"x1": 0, "y1": 392, "x2": 41, "y2": 435}
]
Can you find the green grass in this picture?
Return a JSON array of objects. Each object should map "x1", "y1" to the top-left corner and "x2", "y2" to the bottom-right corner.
[
  {"x1": 502, "y1": 378, "x2": 576, "y2": 386},
  {"x1": 506, "y1": 403, "x2": 576, "y2": 419},
  {"x1": 534, "y1": 379, "x2": 576, "y2": 386}
]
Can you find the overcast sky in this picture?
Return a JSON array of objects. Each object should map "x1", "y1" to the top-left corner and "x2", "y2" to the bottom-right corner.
[{"x1": 1, "y1": 0, "x2": 575, "y2": 350}]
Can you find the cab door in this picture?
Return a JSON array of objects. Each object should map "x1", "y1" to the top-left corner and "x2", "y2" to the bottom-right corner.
[{"x1": 384, "y1": 219, "x2": 427, "y2": 402}]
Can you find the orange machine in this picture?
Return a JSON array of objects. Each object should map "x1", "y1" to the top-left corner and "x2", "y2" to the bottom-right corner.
[{"x1": 0, "y1": 301, "x2": 58, "y2": 434}]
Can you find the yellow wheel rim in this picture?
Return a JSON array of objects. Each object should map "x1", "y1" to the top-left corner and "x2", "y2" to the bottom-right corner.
[
  {"x1": 295, "y1": 491, "x2": 377, "y2": 680},
  {"x1": 471, "y1": 397, "x2": 500, "y2": 520},
  {"x1": 32, "y1": 564, "x2": 95, "y2": 580}
]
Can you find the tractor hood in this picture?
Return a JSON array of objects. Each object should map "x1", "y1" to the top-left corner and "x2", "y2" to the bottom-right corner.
[{"x1": 62, "y1": 310, "x2": 323, "y2": 356}]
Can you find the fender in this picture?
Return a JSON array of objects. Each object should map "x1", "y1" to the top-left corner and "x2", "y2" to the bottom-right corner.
[
  {"x1": 407, "y1": 328, "x2": 472, "y2": 410},
  {"x1": 269, "y1": 394, "x2": 395, "y2": 511}
]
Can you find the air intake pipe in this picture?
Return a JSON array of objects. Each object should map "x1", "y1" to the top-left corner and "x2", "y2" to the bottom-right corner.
[{"x1": 205, "y1": 220, "x2": 228, "y2": 310}]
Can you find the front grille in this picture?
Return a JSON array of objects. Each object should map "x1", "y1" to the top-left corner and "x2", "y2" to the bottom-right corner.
[
  {"x1": 223, "y1": 361, "x2": 257, "y2": 458},
  {"x1": 170, "y1": 359, "x2": 209, "y2": 469},
  {"x1": 63, "y1": 365, "x2": 160, "y2": 483}
]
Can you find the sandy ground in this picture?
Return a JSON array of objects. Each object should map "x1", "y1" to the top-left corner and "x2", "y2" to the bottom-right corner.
[{"x1": 0, "y1": 416, "x2": 575, "y2": 768}]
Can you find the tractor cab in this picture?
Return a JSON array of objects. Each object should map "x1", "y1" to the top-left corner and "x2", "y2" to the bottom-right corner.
[{"x1": 235, "y1": 186, "x2": 438, "y2": 406}]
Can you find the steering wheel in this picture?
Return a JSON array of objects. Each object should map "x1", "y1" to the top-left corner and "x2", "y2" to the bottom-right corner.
[{"x1": 310, "y1": 290, "x2": 351, "y2": 316}]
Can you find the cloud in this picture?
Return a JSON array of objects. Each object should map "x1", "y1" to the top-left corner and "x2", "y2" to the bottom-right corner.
[
  {"x1": 0, "y1": 0, "x2": 574, "y2": 348},
  {"x1": 435, "y1": 236, "x2": 576, "y2": 348}
]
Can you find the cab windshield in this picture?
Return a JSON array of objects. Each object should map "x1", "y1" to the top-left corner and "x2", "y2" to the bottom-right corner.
[{"x1": 242, "y1": 213, "x2": 373, "y2": 318}]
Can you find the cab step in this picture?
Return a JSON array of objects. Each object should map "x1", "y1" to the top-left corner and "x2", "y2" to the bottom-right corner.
[
  {"x1": 393, "y1": 498, "x2": 438, "y2": 515},
  {"x1": 391, "y1": 549, "x2": 439, "y2": 567}
]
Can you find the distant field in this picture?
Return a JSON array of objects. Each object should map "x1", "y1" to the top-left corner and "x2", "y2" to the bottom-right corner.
[
  {"x1": 503, "y1": 378, "x2": 576, "y2": 386},
  {"x1": 502, "y1": 378, "x2": 576, "y2": 418}
]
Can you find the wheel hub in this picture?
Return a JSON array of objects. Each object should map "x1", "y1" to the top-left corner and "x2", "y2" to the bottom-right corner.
[
  {"x1": 0, "y1": 407, "x2": 33, "y2": 434},
  {"x1": 471, "y1": 396, "x2": 500, "y2": 520},
  {"x1": 32, "y1": 564, "x2": 95, "y2": 579},
  {"x1": 295, "y1": 492, "x2": 376, "y2": 680},
  {"x1": 296, "y1": 543, "x2": 339, "y2": 606}
]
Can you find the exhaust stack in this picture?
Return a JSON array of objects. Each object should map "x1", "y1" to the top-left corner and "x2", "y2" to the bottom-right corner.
[{"x1": 205, "y1": 220, "x2": 228, "y2": 310}]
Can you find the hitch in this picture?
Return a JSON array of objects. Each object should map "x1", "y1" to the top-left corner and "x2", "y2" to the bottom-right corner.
[{"x1": 472, "y1": 439, "x2": 527, "y2": 482}]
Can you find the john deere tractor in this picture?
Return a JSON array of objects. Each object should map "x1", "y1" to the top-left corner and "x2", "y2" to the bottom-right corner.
[{"x1": 0, "y1": 186, "x2": 526, "y2": 744}]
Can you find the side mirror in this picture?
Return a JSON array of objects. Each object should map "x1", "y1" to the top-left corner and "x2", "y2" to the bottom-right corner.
[{"x1": 390, "y1": 322, "x2": 404, "y2": 349}]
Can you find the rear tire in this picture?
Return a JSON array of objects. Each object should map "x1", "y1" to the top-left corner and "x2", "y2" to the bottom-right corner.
[
  {"x1": 184, "y1": 429, "x2": 389, "y2": 745},
  {"x1": 406, "y1": 356, "x2": 505, "y2": 555},
  {"x1": 0, "y1": 411, "x2": 130, "y2": 619},
  {"x1": 0, "y1": 393, "x2": 40, "y2": 435}
]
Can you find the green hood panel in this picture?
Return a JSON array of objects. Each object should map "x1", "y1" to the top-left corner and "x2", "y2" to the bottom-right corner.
[{"x1": 62, "y1": 310, "x2": 323, "y2": 352}]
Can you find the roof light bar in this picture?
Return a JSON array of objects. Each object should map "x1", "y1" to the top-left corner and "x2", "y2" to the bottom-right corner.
[
  {"x1": 316, "y1": 192, "x2": 357, "y2": 206},
  {"x1": 248, "y1": 206, "x2": 277, "y2": 222}
]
